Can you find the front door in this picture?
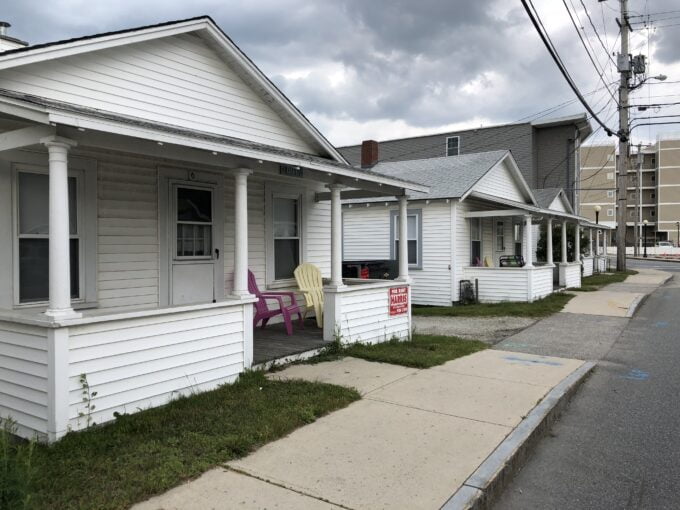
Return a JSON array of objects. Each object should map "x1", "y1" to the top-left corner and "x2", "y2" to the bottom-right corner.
[{"x1": 170, "y1": 183, "x2": 219, "y2": 305}]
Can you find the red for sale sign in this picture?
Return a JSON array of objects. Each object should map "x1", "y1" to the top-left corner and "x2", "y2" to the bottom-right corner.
[{"x1": 389, "y1": 286, "x2": 409, "y2": 316}]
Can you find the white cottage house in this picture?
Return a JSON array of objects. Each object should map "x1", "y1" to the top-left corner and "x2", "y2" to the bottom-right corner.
[
  {"x1": 0, "y1": 17, "x2": 428, "y2": 441},
  {"x1": 342, "y1": 149, "x2": 606, "y2": 305}
]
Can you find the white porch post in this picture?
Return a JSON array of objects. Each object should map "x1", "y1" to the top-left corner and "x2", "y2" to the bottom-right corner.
[
  {"x1": 596, "y1": 229, "x2": 601, "y2": 256},
  {"x1": 561, "y1": 221, "x2": 568, "y2": 264},
  {"x1": 575, "y1": 224, "x2": 581, "y2": 262},
  {"x1": 589, "y1": 228, "x2": 594, "y2": 256},
  {"x1": 328, "y1": 184, "x2": 345, "y2": 288},
  {"x1": 42, "y1": 136, "x2": 79, "y2": 319},
  {"x1": 397, "y1": 195, "x2": 411, "y2": 281},
  {"x1": 232, "y1": 169, "x2": 252, "y2": 296},
  {"x1": 546, "y1": 218, "x2": 553, "y2": 265},
  {"x1": 524, "y1": 215, "x2": 533, "y2": 267}
]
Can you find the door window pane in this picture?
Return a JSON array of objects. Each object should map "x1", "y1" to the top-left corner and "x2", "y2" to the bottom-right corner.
[
  {"x1": 19, "y1": 238, "x2": 79, "y2": 302},
  {"x1": 176, "y1": 224, "x2": 212, "y2": 257},
  {"x1": 177, "y1": 187, "x2": 212, "y2": 222},
  {"x1": 275, "y1": 239, "x2": 299, "y2": 280},
  {"x1": 273, "y1": 198, "x2": 298, "y2": 237}
]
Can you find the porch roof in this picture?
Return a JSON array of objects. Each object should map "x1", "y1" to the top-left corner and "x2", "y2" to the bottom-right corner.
[{"x1": 0, "y1": 90, "x2": 429, "y2": 196}]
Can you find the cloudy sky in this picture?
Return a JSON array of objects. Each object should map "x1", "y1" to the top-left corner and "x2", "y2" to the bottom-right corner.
[{"x1": 3, "y1": 0, "x2": 680, "y2": 147}]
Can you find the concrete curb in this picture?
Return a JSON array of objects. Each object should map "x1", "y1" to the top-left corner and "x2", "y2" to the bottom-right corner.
[
  {"x1": 626, "y1": 294, "x2": 648, "y2": 318},
  {"x1": 441, "y1": 361, "x2": 596, "y2": 510}
]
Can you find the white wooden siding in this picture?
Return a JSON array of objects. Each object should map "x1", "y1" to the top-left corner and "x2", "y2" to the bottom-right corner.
[
  {"x1": 335, "y1": 285, "x2": 410, "y2": 344},
  {"x1": 562, "y1": 264, "x2": 581, "y2": 288},
  {"x1": 67, "y1": 305, "x2": 245, "y2": 431},
  {"x1": 474, "y1": 160, "x2": 526, "y2": 203},
  {"x1": 0, "y1": 33, "x2": 315, "y2": 154},
  {"x1": 583, "y1": 257, "x2": 594, "y2": 277},
  {"x1": 97, "y1": 155, "x2": 159, "y2": 312},
  {"x1": 463, "y1": 267, "x2": 530, "y2": 302},
  {"x1": 305, "y1": 186, "x2": 331, "y2": 278},
  {"x1": 0, "y1": 321, "x2": 48, "y2": 438},
  {"x1": 342, "y1": 207, "x2": 391, "y2": 260},
  {"x1": 548, "y1": 196, "x2": 569, "y2": 213},
  {"x1": 530, "y1": 267, "x2": 554, "y2": 300}
]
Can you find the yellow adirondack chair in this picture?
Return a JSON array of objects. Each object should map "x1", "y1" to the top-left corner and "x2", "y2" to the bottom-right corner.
[{"x1": 294, "y1": 263, "x2": 324, "y2": 328}]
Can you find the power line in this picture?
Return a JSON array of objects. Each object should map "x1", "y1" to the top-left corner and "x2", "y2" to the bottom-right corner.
[
  {"x1": 579, "y1": 0, "x2": 618, "y2": 70},
  {"x1": 522, "y1": 0, "x2": 619, "y2": 138}
]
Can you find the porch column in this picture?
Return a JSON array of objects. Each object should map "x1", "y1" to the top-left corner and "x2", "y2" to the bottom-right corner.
[
  {"x1": 575, "y1": 224, "x2": 581, "y2": 262},
  {"x1": 546, "y1": 218, "x2": 553, "y2": 265},
  {"x1": 524, "y1": 215, "x2": 533, "y2": 267},
  {"x1": 397, "y1": 195, "x2": 411, "y2": 281},
  {"x1": 42, "y1": 136, "x2": 79, "y2": 319},
  {"x1": 596, "y1": 229, "x2": 601, "y2": 256},
  {"x1": 232, "y1": 168, "x2": 252, "y2": 296},
  {"x1": 561, "y1": 221, "x2": 568, "y2": 264},
  {"x1": 328, "y1": 184, "x2": 345, "y2": 288},
  {"x1": 589, "y1": 228, "x2": 594, "y2": 256}
]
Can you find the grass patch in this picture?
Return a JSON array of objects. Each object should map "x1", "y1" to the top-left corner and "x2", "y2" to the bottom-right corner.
[
  {"x1": 412, "y1": 292, "x2": 575, "y2": 318},
  {"x1": 576, "y1": 270, "x2": 637, "y2": 290},
  {"x1": 304, "y1": 334, "x2": 487, "y2": 369},
  {"x1": 26, "y1": 371, "x2": 359, "y2": 510}
]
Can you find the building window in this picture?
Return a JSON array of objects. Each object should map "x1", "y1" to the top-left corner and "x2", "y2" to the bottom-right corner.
[
  {"x1": 391, "y1": 209, "x2": 421, "y2": 268},
  {"x1": 607, "y1": 190, "x2": 614, "y2": 198},
  {"x1": 651, "y1": 193, "x2": 656, "y2": 199},
  {"x1": 272, "y1": 196, "x2": 301, "y2": 280},
  {"x1": 606, "y1": 172, "x2": 614, "y2": 180},
  {"x1": 607, "y1": 208, "x2": 614, "y2": 217},
  {"x1": 16, "y1": 171, "x2": 80, "y2": 303},
  {"x1": 470, "y1": 218, "x2": 481, "y2": 265},
  {"x1": 651, "y1": 210, "x2": 656, "y2": 217},
  {"x1": 652, "y1": 175, "x2": 656, "y2": 182},
  {"x1": 495, "y1": 221, "x2": 505, "y2": 251},
  {"x1": 513, "y1": 223, "x2": 523, "y2": 257},
  {"x1": 175, "y1": 186, "x2": 213, "y2": 259},
  {"x1": 446, "y1": 136, "x2": 460, "y2": 157}
]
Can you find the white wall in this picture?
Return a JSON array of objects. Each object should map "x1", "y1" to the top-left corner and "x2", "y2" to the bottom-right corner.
[
  {"x1": 0, "y1": 321, "x2": 49, "y2": 439},
  {"x1": 67, "y1": 305, "x2": 245, "y2": 431},
  {"x1": 474, "y1": 159, "x2": 527, "y2": 203},
  {"x1": 0, "y1": 33, "x2": 316, "y2": 154},
  {"x1": 343, "y1": 206, "x2": 391, "y2": 261}
]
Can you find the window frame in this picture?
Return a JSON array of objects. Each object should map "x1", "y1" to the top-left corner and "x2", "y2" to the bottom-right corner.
[
  {"x1": 11, "y1": 162, "x2": 96, "y2": 309},
  {"x1": 172, "y1": 183, "x2": 215, "y2": 261},
  {"x1": 265, "y1": 183, "x2": 305, "y2": 286},
  {"x1": 607, "y1": 208, "x2": 614, "y2": 217},
  {"x1": 495, "y1": 220, "x2": 505, "y2": 252},
  {"x1": 390, "y1": 208, "x2": 422, "y2": 269},
  {"x1": 607, "y1": 190, "x2": 614, "y2": 198},
  {"x1": 470, "y1": 217, "x2": 482, "y2": 266},
  {"x1": 446, "y1": 136, "x2": 460, "y2": 157}
]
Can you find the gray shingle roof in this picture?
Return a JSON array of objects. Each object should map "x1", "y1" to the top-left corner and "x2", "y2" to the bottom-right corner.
[
  {"x1": 346, "y1": 150, "x2": 509, "y2": 202},
  {"x1": 532, "y1": 188, "x2": 562, "y2": 209}
]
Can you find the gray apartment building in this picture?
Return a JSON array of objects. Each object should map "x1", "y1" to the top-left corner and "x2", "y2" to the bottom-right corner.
[{"x1": 338, "y1": 114, "x2": 592, "y2": 207}]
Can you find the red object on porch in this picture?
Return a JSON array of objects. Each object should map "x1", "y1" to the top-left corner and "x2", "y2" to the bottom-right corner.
[
  {"x1": 360, "y1": 266, "x2": 369, "y2": 279},
  {"x1": 248, "y1": 270, "x2": 304, "y2": 336}
]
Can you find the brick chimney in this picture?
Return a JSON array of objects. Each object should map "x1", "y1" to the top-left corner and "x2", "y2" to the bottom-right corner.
[
  {"x1": 361, "y1": 140, "x2": 379, "y2": 168},
  {"x1": 0, "y1": 22, "x2": 29, "y2": 52}
]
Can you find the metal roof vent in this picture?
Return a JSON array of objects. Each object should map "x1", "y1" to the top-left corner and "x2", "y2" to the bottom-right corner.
[{"x1": 0, "y1": 22, "x2": 29, "y2": 52}]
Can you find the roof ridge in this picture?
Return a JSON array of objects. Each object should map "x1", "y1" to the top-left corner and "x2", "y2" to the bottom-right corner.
[{"x1": 372, "y1": 149, "x2": 509, "y2": 167}]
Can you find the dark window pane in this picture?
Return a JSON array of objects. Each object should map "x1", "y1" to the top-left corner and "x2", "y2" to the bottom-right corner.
[
  {"x1": 273, "y1": 198, "x2": 298, "y2": 237},
  {"x1": 19, "y1": 173, "x2": 77, "y2": 235},
  {"x1": 471, "y1": 240, "x2": 481, "y2": 266},
  {"x1": 19, "y1": 239, "x2": 79, "y2": 302},
  {"x1": 177, "y1": 187, "x2": 212, "y2": 222},
  {"x1": 275, "y1": 239, "x2": 299, "y2": 279},
  {"x1": 68, "y1": 177, "x2": 77, "y2": 235},
  {"x1": 408, "y1": 240, "x2": 417, "y2": 264}
]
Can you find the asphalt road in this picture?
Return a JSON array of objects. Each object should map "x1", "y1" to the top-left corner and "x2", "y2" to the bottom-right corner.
[{"x1": 494, "y1": 259, "x2": 680, "y2": 509}]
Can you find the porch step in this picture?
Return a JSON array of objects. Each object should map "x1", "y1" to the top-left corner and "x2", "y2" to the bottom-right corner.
[{"x1": 252, "y1": 346, "x2": 327, "y2": 371}]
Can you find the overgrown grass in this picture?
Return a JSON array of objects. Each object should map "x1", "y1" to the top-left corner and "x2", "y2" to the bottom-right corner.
[
  {"x1": 573, "y1": 270, "x2": 638, "y2": 290},
  {"x1": 1, "y1": 419, "x2": 36, "y2": 510},
  {"x1": 25, "y1": 371, "x2": 359, "y2": 510},
  {"x1": 412, "y1": 292, "x2": 575, "y2": 318},
  {"x1": 304, "y1": 334, "x2": 488, "y2": 369}
]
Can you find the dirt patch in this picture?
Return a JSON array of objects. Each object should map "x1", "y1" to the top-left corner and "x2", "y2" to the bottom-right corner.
[{"x1": 412, "y1": 316, "x2": 537, "y2": 344}]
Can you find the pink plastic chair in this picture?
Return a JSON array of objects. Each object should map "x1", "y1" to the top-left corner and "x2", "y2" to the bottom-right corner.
[{"x1": 248, "y1": 270, "x2": 303, "y2": 336}]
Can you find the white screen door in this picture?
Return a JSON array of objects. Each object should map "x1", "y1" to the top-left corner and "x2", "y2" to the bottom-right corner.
[{"x1": 170, "y1": 184, "x2": 219, "y2": 305}]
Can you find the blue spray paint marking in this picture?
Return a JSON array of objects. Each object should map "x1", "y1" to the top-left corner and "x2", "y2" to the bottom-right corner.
[
  {"x1": 655, "y1": 321, "x2": 669, "y2": 328},
  {"x1": 502, "y1": 355, "x2": 563, "y2": 367},
  {"x1": 622, "y1": 369, "x2": 650, "y2": 381}
]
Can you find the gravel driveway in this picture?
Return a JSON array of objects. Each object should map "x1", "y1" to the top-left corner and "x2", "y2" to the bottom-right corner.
[{"x1": 413, "y1": 316, "x2": 537, "y2": 344}]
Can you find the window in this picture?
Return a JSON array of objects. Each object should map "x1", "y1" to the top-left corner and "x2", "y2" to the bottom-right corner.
[
  {"x1": 495, "y1": 221, "x2": 505, "y2": 251},
  {"x1": 446, "y1": 136, "x2": 460, "y2": 157},
  {"x1": 606, "y1": 172, "x2": 614, "y2": 180},
  {"x1": 651, "y1": 193, "x2": 656, "y2": 199},
  {"x1": 631, "y1": 192, "x2": 637, "y2": 200},
  {"x1": 652, "y1": 175, "x2": 656, "y2": 182},
  {"x1": 607, "y1": 190, "x2": 614, "y2": 198},
  {"x1": 391, "y1": 209, "x2": 421, "y2": 267},
  {"x1": 175, "y1": 186, "x2": 213, "y2": 258},
  {"x1": 607, "y1": 208, "x2": 614, "y2": 217},
  {"x1": 16, "y1": 171, "x2": 79, "y2": 303},
  {"x1": 513, "y1": 223, "x2": 523, "y2": 257},
  {"x1": 273, "y1": 196, "x2": 300, "y2": 280},
  {"x1": 470, "y1": 218, "x2": 481, "y2": 265},
  {"x1": 651, "y1": 210, "x2": 656, "y2": 217}
]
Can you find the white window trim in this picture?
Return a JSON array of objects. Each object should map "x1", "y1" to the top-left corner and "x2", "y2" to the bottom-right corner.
[
  {"x1": 11, "y1": 160, "x2": 97, "y2": 309},
  {"x1": 607, "y1": 208, "x2": 614, "y2": 217},
  {"x1": 390, "y1": 209, "x2": 422, "y2": 269},
  {"x1": 265, "y1": 182, "x2": 305, "y2": 287},
  {"x1": 470, "y1": 217, "x2": 482, "y2": 265},
  {"x1": 173, "y1": 183, "x2": 215, "y2": 261},
  {"x1": 495, "y1": 220, "x2": 505, "y2": 252},
  {"x1": 446, "y1": 136, "x2": 460, "y2": 157},
  {"x1": 607, "y1": 190, "x2": 614, "y2": 198}
]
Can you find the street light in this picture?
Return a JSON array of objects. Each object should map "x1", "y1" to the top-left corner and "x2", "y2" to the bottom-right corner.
[
  {"x1": 594, "y1": 205, "x2": 601, "y2": 225},
  {"x1": 643, "y1": 219, "x2": 649, "y2": 258}
]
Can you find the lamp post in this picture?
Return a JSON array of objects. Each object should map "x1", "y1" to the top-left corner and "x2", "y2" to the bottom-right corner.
[
  {"x1": 643, "y1": 219, "x2": 648, "y2": 258},
  {"x1": 594, "y1": 205, "x2": 601, "y2": 225}
]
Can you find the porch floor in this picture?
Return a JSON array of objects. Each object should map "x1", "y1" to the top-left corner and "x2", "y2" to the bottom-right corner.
[{"x1": 253, "y1": 318, "x2": 326, "y2": 365}]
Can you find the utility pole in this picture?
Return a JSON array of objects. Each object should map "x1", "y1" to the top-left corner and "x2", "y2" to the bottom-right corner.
[{"x1": 616, "y1": 0, "x2": 630, "y2": 272}]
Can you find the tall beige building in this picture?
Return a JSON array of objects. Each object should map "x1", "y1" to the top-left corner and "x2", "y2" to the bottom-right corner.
[{"x1": 579, "y1": 137, "x2": 680, "y2": 247}]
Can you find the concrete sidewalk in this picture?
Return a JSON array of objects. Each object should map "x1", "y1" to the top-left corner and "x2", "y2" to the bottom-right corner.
[{"x1": 135, "y1": 351, "x2": 588, "y2": 510}]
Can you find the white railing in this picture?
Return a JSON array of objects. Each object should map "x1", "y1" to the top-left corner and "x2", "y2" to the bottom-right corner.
[{"x1": 462, "y1": 265, "x2": 554, "y2": 303}]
